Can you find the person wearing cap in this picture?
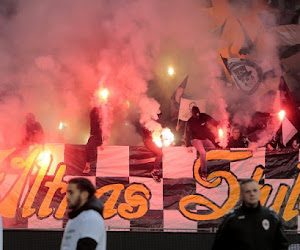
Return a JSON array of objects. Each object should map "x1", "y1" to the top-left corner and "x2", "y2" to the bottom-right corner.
[{"x1": 185, "y1": 106, "x2": 218, "y2": 179}]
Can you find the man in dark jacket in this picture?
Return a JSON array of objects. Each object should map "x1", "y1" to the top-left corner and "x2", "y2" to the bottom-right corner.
[
  {"x1": 22, "y1": 112, "x2": 44, "y2": 145},
  {"x1": 61, "y1": 177, "x2": 106, "y2": 250},
  {"x1": 228, "y1": 127, "x2": 248, "y2": 148},
  {"x1": 84, "y1": 107, "x2": 104, "y2": 174},
  {"x1": 185, "y1": 106, "x2": 218, "y2": 179},
  {"x1": 212, "y1": 179, "x2": 289, "y2": 250}
]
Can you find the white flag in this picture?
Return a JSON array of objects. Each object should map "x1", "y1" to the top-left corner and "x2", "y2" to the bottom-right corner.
[
  {"x1": 178, "y1": 98, "x2": 206, "y2": 121},
  {"x1": 282, "y1": 117, "x2": 297, "y2": 146}
]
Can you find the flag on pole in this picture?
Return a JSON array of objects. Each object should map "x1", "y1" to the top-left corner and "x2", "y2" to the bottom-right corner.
[
  {"x1": 210, "y1": 19, "x2": 227, "y2": 38},
  {"x1": 170, "y1": 75, "x2": 189, "y2": 121},
  {"x1": 221, "y1": 56, "x2": 275, "y2": 95},
  {"x1": 276, "y1": 77, "x2": 300, "y2": 145},
  {"x1": 178, "y1": 98, "x2": 206, "y2": 121}
]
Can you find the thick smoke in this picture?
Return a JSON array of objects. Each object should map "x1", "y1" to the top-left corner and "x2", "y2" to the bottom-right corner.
[{"x1": 0, "y1": 0, "x2": 285, "y2": 148}]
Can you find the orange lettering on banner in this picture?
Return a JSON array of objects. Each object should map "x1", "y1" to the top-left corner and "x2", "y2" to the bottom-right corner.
[
  {"x1": 252, "y1": 166, "x2": 272, "y2": 206},
  {"x1": 271, "y1": 185, "x2": 289, "y2": 214},
  {"x1": 118, "y1": 184, "x2": 151, "y2": 219},
  {"x1": 22, "y1": 154, "x2": 53, "y2": 217},
  {"x1": 180, "y1": 150, "x2": 253, "y2": 220},
  {"x1": 283, "y1": 164, "x2": 300, "y2": 221},
  {"x1": 96, "y1": 184, "x2": 124, "y2": 219},
  {"x1": 180, "y1": 170, "x2": 240, "y2": 220},
  {"x1": 96, "y1": 183, "x2": 151, "y2": 220},
  {"x1": 0, "y1": 147, "x2": 299, "y2": 224},
  {"x1": 39, "y1": 164, "x2": 67, "y2": 218},
  {"x1": 0, "y1": 148, "x2": 41, "y2": 218},
  {"x1": 0, "y1": 147, "x2": 68, "y2": 219}
]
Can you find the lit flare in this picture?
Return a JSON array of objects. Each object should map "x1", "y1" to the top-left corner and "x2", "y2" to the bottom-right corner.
[
  {"x1": 37, "y1": 150, "x2": 52, "y2": 170},
  {"x1": 58, "y1": 121, "x2": 67, "y2": 130},
  {"x1": 278, "y1": 110, "x2": 286, "y2": 121},
  {"x1": 98, "y1": 88, "x2": 110, "y2": 103},
  {"x1": 152, "y1": 128, "x2": 175, "y2": 148},
  {"x1": 168, "y1": 66, "x2": 174, "y2": 76},
  {"x1": 218, "y1": 128, "x2": 224, "y2": 139}
]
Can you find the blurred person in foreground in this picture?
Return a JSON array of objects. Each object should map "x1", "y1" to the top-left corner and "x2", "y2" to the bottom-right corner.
[
  {"x1": 61, "y1": 177, "x2": 106, "y2": 250},
  {"x1": 0, "y1": 215, "x2": 2, "y2": 250},
  {"x1": 212, "y1": 179, "x2": 288, "y2": 250}
]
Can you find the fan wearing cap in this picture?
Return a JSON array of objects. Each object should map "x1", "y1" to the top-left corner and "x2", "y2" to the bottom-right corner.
[{"x1": 185, "y1": 106, "x2": 218, "y2": 179}]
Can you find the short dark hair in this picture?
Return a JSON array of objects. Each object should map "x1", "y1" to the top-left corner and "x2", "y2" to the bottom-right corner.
[
  {"x1": 69, "y1": 177, "x2": 96, "y2": 199},
  {"x1": 192, "y1": 106, "x2": 200, "y2": 113},
  {"x1": 240, "y1": 179, "x2": 257, "y2": 188}
]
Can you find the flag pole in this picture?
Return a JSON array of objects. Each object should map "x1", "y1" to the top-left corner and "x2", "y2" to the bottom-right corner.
[{"x1": 176, "y1": 117, "x2": 180, "y2": 131}]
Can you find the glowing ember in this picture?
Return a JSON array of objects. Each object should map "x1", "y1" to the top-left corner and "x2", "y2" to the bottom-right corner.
[
  {"x1": 58, "y1": 121, "x2": 67, "y2": 130},
  {"x1": 98, "y1": 88, "x2": 110, "y2": 103},
  {"x1": 152, "y1": 131, "x2": 162, "y2": 148},
  {"x1": 278, "y1": 110, "x2": 286, "y2": 121},
  {"x1": 152, "y1": 128, "x2": 175, "y2": 148},
  {"x1": 218, "y1": 128, "x2": 224, "y2": 138},
  {"x1": 168, "y1": 66, "x2": 175, "y2": 76},
  {"x1": 161, "y1": 128, "x2": 175, "y2": 147},
  {"x1": 37, "y1": 150, "x2": 52, "y2": 169}
]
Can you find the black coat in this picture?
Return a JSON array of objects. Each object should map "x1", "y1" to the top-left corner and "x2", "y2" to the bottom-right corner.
[
  {"x1": 185, "y1": 113, "x2": 217, "y2": 146},
  {"x1": 212, "y1": 203, "x2": 289, "y2": 250}
]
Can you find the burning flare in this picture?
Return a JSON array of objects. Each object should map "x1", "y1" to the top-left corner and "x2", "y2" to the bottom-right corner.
[
  {"x1": 161, "y1": 128, "x2": 175, "y2": 147},
  {"x1": 218, "y1": 128, "x2": 224, "y2": 139},
  {"x1": 58, "y1": 121, "x2": 67, "y2": 130},
  {"x1": 168, "y1": 66, "x2": 175, "y2": 76},
  {"x1": 152, "y1": 128, "x2": 175, "y2": 148},
  {"x1": 278, "y1": 110, "x2": 286, "y2": 121},
  {"x1": 37, "y1": 150, "x2": 52, "y2": 170},
  {"x1": 98, "y1": 88, "x2": 110, "y2": 103}
]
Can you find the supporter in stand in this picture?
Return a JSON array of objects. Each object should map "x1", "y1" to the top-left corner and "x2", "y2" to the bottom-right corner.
[
  {"x1": 84, "y1": 107, "x2": 104, "y2": 174},
  {"x1": 21, "y1": 112, "x2": 44, "y2": 146},
  {"x1": 141, "y1": 112, "x2": 163, "y2": 182},
  {"x1": 185, "y1": 106, "x2": 219, "y2": 179},
  {"x1": 287, "y1": 133, "x2": 300, "y2": 150},
  {"x1": 266, "y1": 129, "x2": 285, "y2": 151},
  {"x1": 227, "y1": 127, "x2": 248, "y2": 148}
]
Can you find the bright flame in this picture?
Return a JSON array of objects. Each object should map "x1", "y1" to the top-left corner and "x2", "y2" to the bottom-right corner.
[
  {"x1": 278, "y1": 110, "x2": 286, "y2": 121},
  {"x1": 152, "y1": 128, "x2": 175, "y2": 148},
  {"x1": 126, "y1": 100, "x2": 130, "y2": 108},
  {"x1": 152, "y1": 131, "x2": 162, "y2": 148},
  {"x1": 98, "y1": 88, "x2": 110, "y2": 103},
  {"x1": 168, "y1": 66, "x2": 175, "y2": 76},
  {"x1": 218, "y1": 128, "x2": 224, "y2": 139},
  {"x1": 37, "y1": 150, "x2": 52, "y2": 170}
]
